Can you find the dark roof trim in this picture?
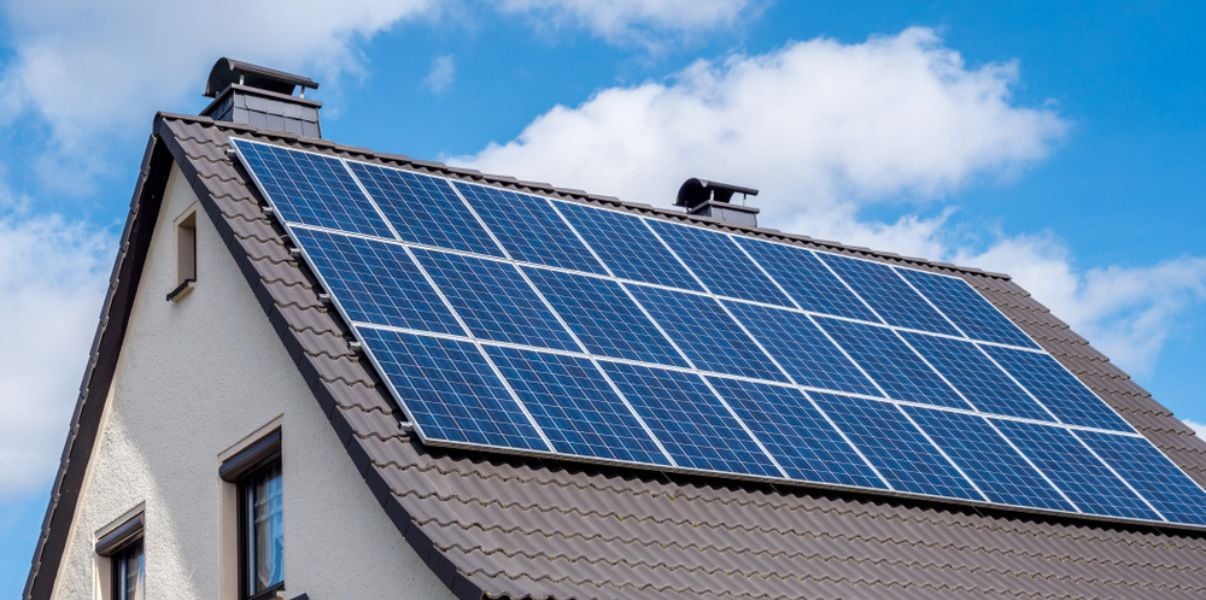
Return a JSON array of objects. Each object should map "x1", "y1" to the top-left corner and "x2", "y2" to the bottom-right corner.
[
  {"x1": 154, "y1": 112, "x2": 1009, "y2": 280},
  {"x1": 24, "y1": 133, "x2": 173, "y2": 599}
]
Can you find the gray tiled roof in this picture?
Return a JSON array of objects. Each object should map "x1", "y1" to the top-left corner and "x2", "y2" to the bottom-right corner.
[{"x1": 27, "y1": 112, "x2": 1206, "y2": 599}]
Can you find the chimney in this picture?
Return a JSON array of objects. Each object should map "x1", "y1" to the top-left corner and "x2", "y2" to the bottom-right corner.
[
  {"x1": 675, "y1": 178, "x2": 760, "y2": 227},
  {"x1": 201, "y1": 58, "x2": 322, "y2": 138}
]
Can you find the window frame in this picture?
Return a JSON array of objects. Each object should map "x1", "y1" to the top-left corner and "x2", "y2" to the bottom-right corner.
[
  {"x1": 167, "y1": 207, "x2": 197, "y2": 302},
  {"x1": 95, "y1": 510, "x2": 145, "y2": 600},
  {"x1": 221, "y1": 429, "x2": 284, "y2": 599}
]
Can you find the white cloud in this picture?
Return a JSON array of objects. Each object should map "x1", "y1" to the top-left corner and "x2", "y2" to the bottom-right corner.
[
  {"x1": 423, "y1": 54, "x2": 456, "y2": 94},
  {"x1": 0, "y1": 0, "x2": 440, "y2": 190},
  {"x1": 499, "y1": 0, "x2": 754, "y2": 46},
  {"x1": 456, "y1": 28, "x2": 1206, "y2": 375},
  {"x1": 0, "y1": 186, "x2": 113, "y2": 496},
  {"x1": 1186, "y1": 420, "x2": 1206, "y2": 439}
]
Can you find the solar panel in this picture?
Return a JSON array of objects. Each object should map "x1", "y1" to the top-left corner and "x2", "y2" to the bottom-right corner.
[
  {"x1": 485, "y1": 345, "x2": 669, "y2": 465},
  {"x1": 900, "y1": 332, "x2": 1050, "y2": 420},
  {"x1": 810, "y1": 393, "x2": 982, "y2": 500},
  {"x1": 904, "y1": 408, "x2": 1072, "y2": 511},
  {"x1": 993, "y1": 420, "x2": 1158, "y2": 520},
  {"x1": 346, "y1": 161, "x2": 504, "y2": 257},
  {"x1": 234, "y1": 139, "x2": 393, "y2": 237},
  {"x1": 290, "y1": 228, "x2": 461, "y2": 334},
  {"x1": 1078, "y1": 431, "x2": 1206, "y2": 525},
  {"x1": 647, "y1": 219, "x2": 792, "y2": 305},
  {"x1": 710, "y1": 378, "x2": 885, "y2": 488},
  {"x1": 627, "y1": 285, "x2": 786, "y2": 381},
  {"x1": 556, "y1": 202, "x2": 702, "y2": 291},
  {"x1": 981, "y1": 346, "x2": 1133, "y2": 432},
  {"x1": 600, "y1": 362, "x2": 782, "y2": 477},
  {"x1": 897, "y1": 268, "x2": 1038, "y2": 348},
  {"x1": 235, "y1": 138, "x2": 1206, "y2": 529},
  {"x1": 412, "y1": 249, "x2": 579, "y2": 351},
  {"x1": 523, "y1": 268, "x2": 687, "y2": 366},
  {"x1": 819, "y1": 253, "x2": 961, "y2": 336},
  {"x1": 357, "y1": 328, "x2": 548, "y2": 450},
  {"x1": 735, "y1": 238, "x2": 880, "y2": 322},
  {"x1": 726, "y1": 302, "x2": 881, "y2": 396},
  {"x1": 815, "y1": 317, "x2": 970, "y2": 409},
  {"x1": 454, "y1": 182, "x2": 606, "y2": 274}
]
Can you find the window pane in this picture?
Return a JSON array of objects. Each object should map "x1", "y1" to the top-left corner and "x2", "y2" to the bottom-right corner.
[
  {"x1": 114, "y1": 541, "x2": 144, "y2": 600},
  {"x1": 248, "y1": 463, "x2": 284, "y2": 594}
]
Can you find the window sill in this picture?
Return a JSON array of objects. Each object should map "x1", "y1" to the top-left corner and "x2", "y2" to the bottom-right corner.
[
  {"x1": 247, "y1": 581, "x2": 286, "y2": 600},
  {"x1": 166, "y1": 278, "x2": 196, "y2": 302}
]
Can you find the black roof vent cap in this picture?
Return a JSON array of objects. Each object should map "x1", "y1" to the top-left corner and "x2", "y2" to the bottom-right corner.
[
  {"x1": 675, "y1": 178, "x2": 759, "y2": 210},
  {"x1": 675, "y1": 178, "x2": 761, "y2": 227},
  {"x1": 204, "y1": 58, "x2": 319, "y2": 98}
]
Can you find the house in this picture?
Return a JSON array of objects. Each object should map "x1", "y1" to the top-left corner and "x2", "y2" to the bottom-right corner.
[{"x1": 24, "y1": 57, "x2": 1206, "y2": 599}]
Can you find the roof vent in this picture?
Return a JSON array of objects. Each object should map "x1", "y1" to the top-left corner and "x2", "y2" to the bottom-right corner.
[
  {"x1": 675, "y1": 178, "x2": 760, "y2": 227},
  {"x1": 201, "y1": 57, "x2": 322, "y2": 138}
]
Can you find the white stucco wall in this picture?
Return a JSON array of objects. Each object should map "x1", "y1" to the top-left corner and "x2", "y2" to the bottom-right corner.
[{"x1": 51, "y1": 164, "x2": 456, "y2": 600}]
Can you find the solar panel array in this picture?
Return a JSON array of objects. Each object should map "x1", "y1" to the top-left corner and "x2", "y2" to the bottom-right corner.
[{"x1": 233, "y1": 138, "x2": 1206, "y2": 528}]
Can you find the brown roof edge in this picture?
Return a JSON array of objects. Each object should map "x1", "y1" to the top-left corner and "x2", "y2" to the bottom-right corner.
[
  {"x1": 155, "y1": 111, "x2": 1012, "y2": 281},
  {"x1": 24, "y1": 131, "x2": 173, "y2": 599}
]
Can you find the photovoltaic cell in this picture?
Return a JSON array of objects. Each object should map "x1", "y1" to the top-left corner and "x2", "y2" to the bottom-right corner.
[
  {"x1": 1078, "y1": 431, "x2": 1206, "y2": 525},
  {"x1": 647, "y1": 220, "x2": 791, "y2": 306},
  {"x1": 901, "y1": 332, "x2": 1050, "y2": 420},
  {"x1": 357, "y1": 328, "x2": 547, "y2": 450},
  {"x1": 627, "y1": 285, "x2": 786, "y2": 381},
  {"x1": 233, "y1": 139, "x2": 393, "y2": 237},
  {"x1": 982, "y1": 346, "x2": 1133, "y2": 432},
  {"x1": 524, "y1": 268, "x2": 687, "y2": 366},
  {"x1": 601, "y1": 362, "x2": 781, "y2": 477},
  {"x1": 346, "y1": 162, "x2": 503, "y2": 256},
  {"x1": 737, "y1": 238, "x2": 880, "y2": 322},
  {"x1": 413, "y1": 249, "x2": 578, "y2": 351},
  {"x1": 816, "y1": 318, "x2": 969, "y2": 409},
  {"x1": 994, "y1": 420, "x2": 1158, "y2": 520},
  {"x1": 291, "y1": 228, "x2": 461, "y2": 334},
  {"x1": 485, "y1": 346, "x2": 669, "y2": 465},
  {"x1": 820, "y1": 253, "x2": 960, "y2": 336},
  {"x1": 454, "y1": 182, "x2": 606, "y2": 274},
  {"x1": 709, "y1": 378, "x2": 884, "y2": 488},
  {"x1": 811, "y1": 393, "x2": 981, "y2": 500},
  {"x1": 905, "y1": 408, "x2": 1072, "y2": 511},
  {"x1": 556, "y1": 202, "x2": 702, "y2": 290},
  {"x1": 726, "y1": 302, "x2": 880, "y2": 396},
  {"x1": 898, "y1": 268, "x2": 1038, "y2": 348}
]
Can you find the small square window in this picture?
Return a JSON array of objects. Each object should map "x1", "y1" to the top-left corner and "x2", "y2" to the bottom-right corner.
[{"x1": 167, "y1": 209, "x2": 197, "y2": 302}]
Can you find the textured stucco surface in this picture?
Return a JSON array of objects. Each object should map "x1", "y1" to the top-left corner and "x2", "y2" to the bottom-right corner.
[{"x1": 51, "y1": 164, "x2": 454, "y2": 599}]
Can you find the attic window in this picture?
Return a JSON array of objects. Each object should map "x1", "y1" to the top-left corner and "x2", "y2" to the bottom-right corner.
[{"x1": 167, "y1": 209, "x2": 197, "y2": 302}]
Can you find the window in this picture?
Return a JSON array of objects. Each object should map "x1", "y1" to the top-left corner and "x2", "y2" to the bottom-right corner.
[
  {"x1": 95, "y1": 510, "x2": 144, "y2": 600},
  {"x1": 220, "y1": 429, "x2": 283, "y2": 599},
  {"x1": 240, "y1": 462, "x2": 284, "y2": 598},
  {"x1": 112, "y1": 541, "x2": 145, "y2": 600},
  {"x1": 167, "y1": 209, "x2": 197, "y2": 301}
]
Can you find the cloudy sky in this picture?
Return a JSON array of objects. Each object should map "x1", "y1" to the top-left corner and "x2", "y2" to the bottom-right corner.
[{"x1": 2, "y1": 0, "x2": 1205, "y2": 589}]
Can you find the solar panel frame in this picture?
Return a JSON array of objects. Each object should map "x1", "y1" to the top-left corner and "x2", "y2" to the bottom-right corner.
[{"x1": 231, "y1": 137, "x2": 1206, "y2": 531}]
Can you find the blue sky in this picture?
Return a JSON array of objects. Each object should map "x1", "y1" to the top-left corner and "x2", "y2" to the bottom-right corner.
[{"x1": 2, "y1": 0, "x2": 1205, "y2": 592}]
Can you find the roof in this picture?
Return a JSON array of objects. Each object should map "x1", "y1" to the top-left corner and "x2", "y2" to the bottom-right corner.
[{"x1": 27, "y1": 112, "x2": 1206, "y2": 599}]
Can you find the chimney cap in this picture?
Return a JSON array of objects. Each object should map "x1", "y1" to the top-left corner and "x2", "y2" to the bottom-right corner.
[
  {"x1": 675, "y1": 178, "x2": 759, "y2": 210},
  {"x1": 204, "y1": 57, "x2": 319, "y2": 98}
]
